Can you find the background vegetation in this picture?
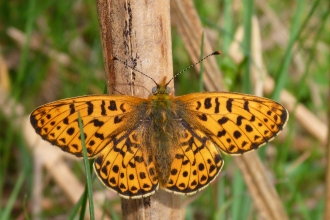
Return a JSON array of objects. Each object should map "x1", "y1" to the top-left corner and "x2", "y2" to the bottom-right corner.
[{"x1": 0, "y1": 0, "x2": 329, "y2": 219}]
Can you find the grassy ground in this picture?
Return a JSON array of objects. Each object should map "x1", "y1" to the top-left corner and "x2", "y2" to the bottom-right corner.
[{"x1": 0, "y1": 0, "x2": 329, "y2": 219}]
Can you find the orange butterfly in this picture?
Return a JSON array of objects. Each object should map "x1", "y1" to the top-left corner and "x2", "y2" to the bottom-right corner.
[{"x1": 30, "y1": 52, "x2": 288, "y2": 199}]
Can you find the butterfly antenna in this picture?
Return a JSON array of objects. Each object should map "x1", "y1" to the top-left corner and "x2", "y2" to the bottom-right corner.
[
  {"x1": 110, "y1": 56, "x2": 159, "y2": 86},
  {"x1": 166, "y1": 51, "x2": 221, "y2": 86}
]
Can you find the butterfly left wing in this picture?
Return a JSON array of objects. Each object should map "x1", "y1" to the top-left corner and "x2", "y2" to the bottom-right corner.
[
  {"x1": 94, "y1": 130, "x2": 159, "y2": 198},
  {"x1": 165, "y1": 123, "x2": 224, "y2": 194},
  {"x1": 174, "y1": 92, "x2": 288, "y2": 155}
]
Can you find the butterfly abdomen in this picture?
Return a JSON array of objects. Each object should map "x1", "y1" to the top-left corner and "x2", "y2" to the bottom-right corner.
[{"x1": 147, "y1": 95, "x2": 181, "y2": 186}]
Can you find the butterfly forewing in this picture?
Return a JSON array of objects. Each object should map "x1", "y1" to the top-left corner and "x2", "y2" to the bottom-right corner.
[
  {"x1": 30, "y1": 95, "x2": 146, "y2": 157},
  {"x1": 175, "y1": 92, "x2": 288, "y2": 155}
]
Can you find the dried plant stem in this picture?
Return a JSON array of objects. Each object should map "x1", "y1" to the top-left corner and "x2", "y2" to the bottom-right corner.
[{"x1": 96, "y1": 0, "x2": 182, "y2": 219}]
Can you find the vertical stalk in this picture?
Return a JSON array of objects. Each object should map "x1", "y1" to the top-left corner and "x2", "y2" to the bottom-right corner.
[{"x1": 96, "y1": 1, "x2": 182, "y2": 219}]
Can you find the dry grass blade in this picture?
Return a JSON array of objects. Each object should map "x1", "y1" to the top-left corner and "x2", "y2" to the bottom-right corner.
[{"x1": 171, "y1": 0, "x2": 226, "y2": 91}]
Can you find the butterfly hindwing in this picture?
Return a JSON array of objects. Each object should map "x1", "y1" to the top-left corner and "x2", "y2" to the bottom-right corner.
[
  {"x1": 165, "y1": 124, "x2": 224, "y2": 195},
  {"x1": 175, "y1": 92, "x2": 288, "y2": 155},
  {"x1": 94, "y1": 130, "x2": 159, "y2": 198}
]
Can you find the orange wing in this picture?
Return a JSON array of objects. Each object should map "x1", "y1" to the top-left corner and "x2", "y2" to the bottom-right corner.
[
  {"x1": 165, "y1": 122, "x2": 224, "y2": 194},
  {"x1": 30, "y1": 95, "x2": 159, "y2": 198},
  {"x1": 174, "y1": 92, "x2": 288, "y2": 155},
  {"x1": 94, "y1": 130, "x2": 159, "y2": 198},
  {"x1": 30, "y1": 95, "x2": 145, "y2": 157}
]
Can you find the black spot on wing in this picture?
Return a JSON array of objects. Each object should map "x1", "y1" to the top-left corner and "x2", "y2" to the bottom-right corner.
[
  {"x1": 101, "y1": 101, "x2": 106, "y2": 115},
  {"x1": 86, "y1": 101, "x2": 93, "y2": 115},
  {"x1": 244, "y1": 100, "x2": 250, "y2": 112},
  {"x1": 69, "y1": 103, "x2": 75, "y2": 115},
  {"x1": 114, "y1": 116, "x2": 123, "y2": 124},
  {"x1": 245, "y1": 125, "x2": 253, "y2": 132},
  {"x1": 171, "y1": 169, "x2": 178, "y2": 175},
  {"x1": 120, "y1": 103, "x2": 126, "y2": 112},
  {"x1": 63, "y1": 117, "x2": 69, "y2": 125},
  {"x1": 95, "y1": 132, "x2": 104, "y2": 140},
  {"x1": 215, "y1": 98, "x2": 220, "y2": 113},
  {"x1": 67, "y1": 127, "x2": 75, "y2": 135},
  {"x1": 204, "y1": 98, "x2": 212, "y2": 109},
  {"x1": 109, "y1": 100, "x2": 117, "y2": 111},
  {"x1": 196, "y1": 101, "x2": 201, "y2": 110},
  {"x1": 218, "y1": 117, "x2": 228, "y2": 125},
  {"x1": 92, "y1": 119, "x2": 104, "y2": 127},
  {"x1": 198, "y1": 114, "x2": 208, "y2": 121},
  {"x1": 236, "y1": 116, "x2": 243, "y2": 126},
  {"x1": 233, "y1": 130, "x2": 241, "y2": 139},
  {"x1": 217, "y1": 130, "x2": 226, "y2": 137},
  {"x1": 226, "y1": 98, "x2": 233, "y2": 112}
]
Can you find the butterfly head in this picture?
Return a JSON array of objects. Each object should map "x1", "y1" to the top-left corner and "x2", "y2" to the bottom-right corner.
[{"x1": 152, "y1": 77, "x2": 171, "y2": 95}]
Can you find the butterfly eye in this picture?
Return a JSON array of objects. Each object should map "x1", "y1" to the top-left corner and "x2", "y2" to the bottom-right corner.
[
  {"x1": 166, "y1": 87, "x2": 171, "y2": 93},
  {"x1": 152, "y1": 86, "x2": 158, "y2": 94}
]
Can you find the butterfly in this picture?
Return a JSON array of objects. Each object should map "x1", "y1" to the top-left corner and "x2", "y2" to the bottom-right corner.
[{"x1": 30, "y1": 52, "x2": 288, "y2": 199}]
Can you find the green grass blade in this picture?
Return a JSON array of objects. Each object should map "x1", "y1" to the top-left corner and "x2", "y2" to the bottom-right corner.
[
  {"x1": 214, "y1": 179, "x2": 227, "y2": 220},
  {"x1": 23, "y1": 194, "x2": 30, "y2": 220},
  {"x1": 223, "y1": 0, "x2": 233, "y2": 54},
  {"x1": 230, "y1": 169, "x2": 247, "y2": 220},
  {"x1": 78, "y1": 112, "x2": 95, "y2": 220},
  {"x1": 296, "y1": 2, "x2": 327, "y2": 100},
  {"x1": 272, "y1": 1, "x2": 304, "y2": 100},
  {"x1": 242, "y1": 0, "x2": 253, "y2": 94},
  {"x1": 68, "y1": 190, "x2": 85, "y2": 220},
  {"x1": 13, "y1": 0, "x2": 37, "y2": 100},
  {"x1": 78, "y1": 187, "x2": 89, "y2": 220},
  {"x1": 0, "y1": 115, "x2": 14, "y2": 205},
  {"x1": 0, "y1": 171, "x2": 25, "y2": 220}
]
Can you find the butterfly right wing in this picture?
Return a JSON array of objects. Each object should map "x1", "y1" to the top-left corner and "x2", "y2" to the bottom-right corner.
[
  {"x1": 30, "y1": 95, "x2": 159, "y2": 198},
  {"x1": 30, "y1": 95, "x2": 145, "y2": 157},
  {"x1": 174, "y1": 92, "x2": 288, "y2": 155},
  {"x1": 165, "y1": 121, "x2": 224, "y2": 194}
]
